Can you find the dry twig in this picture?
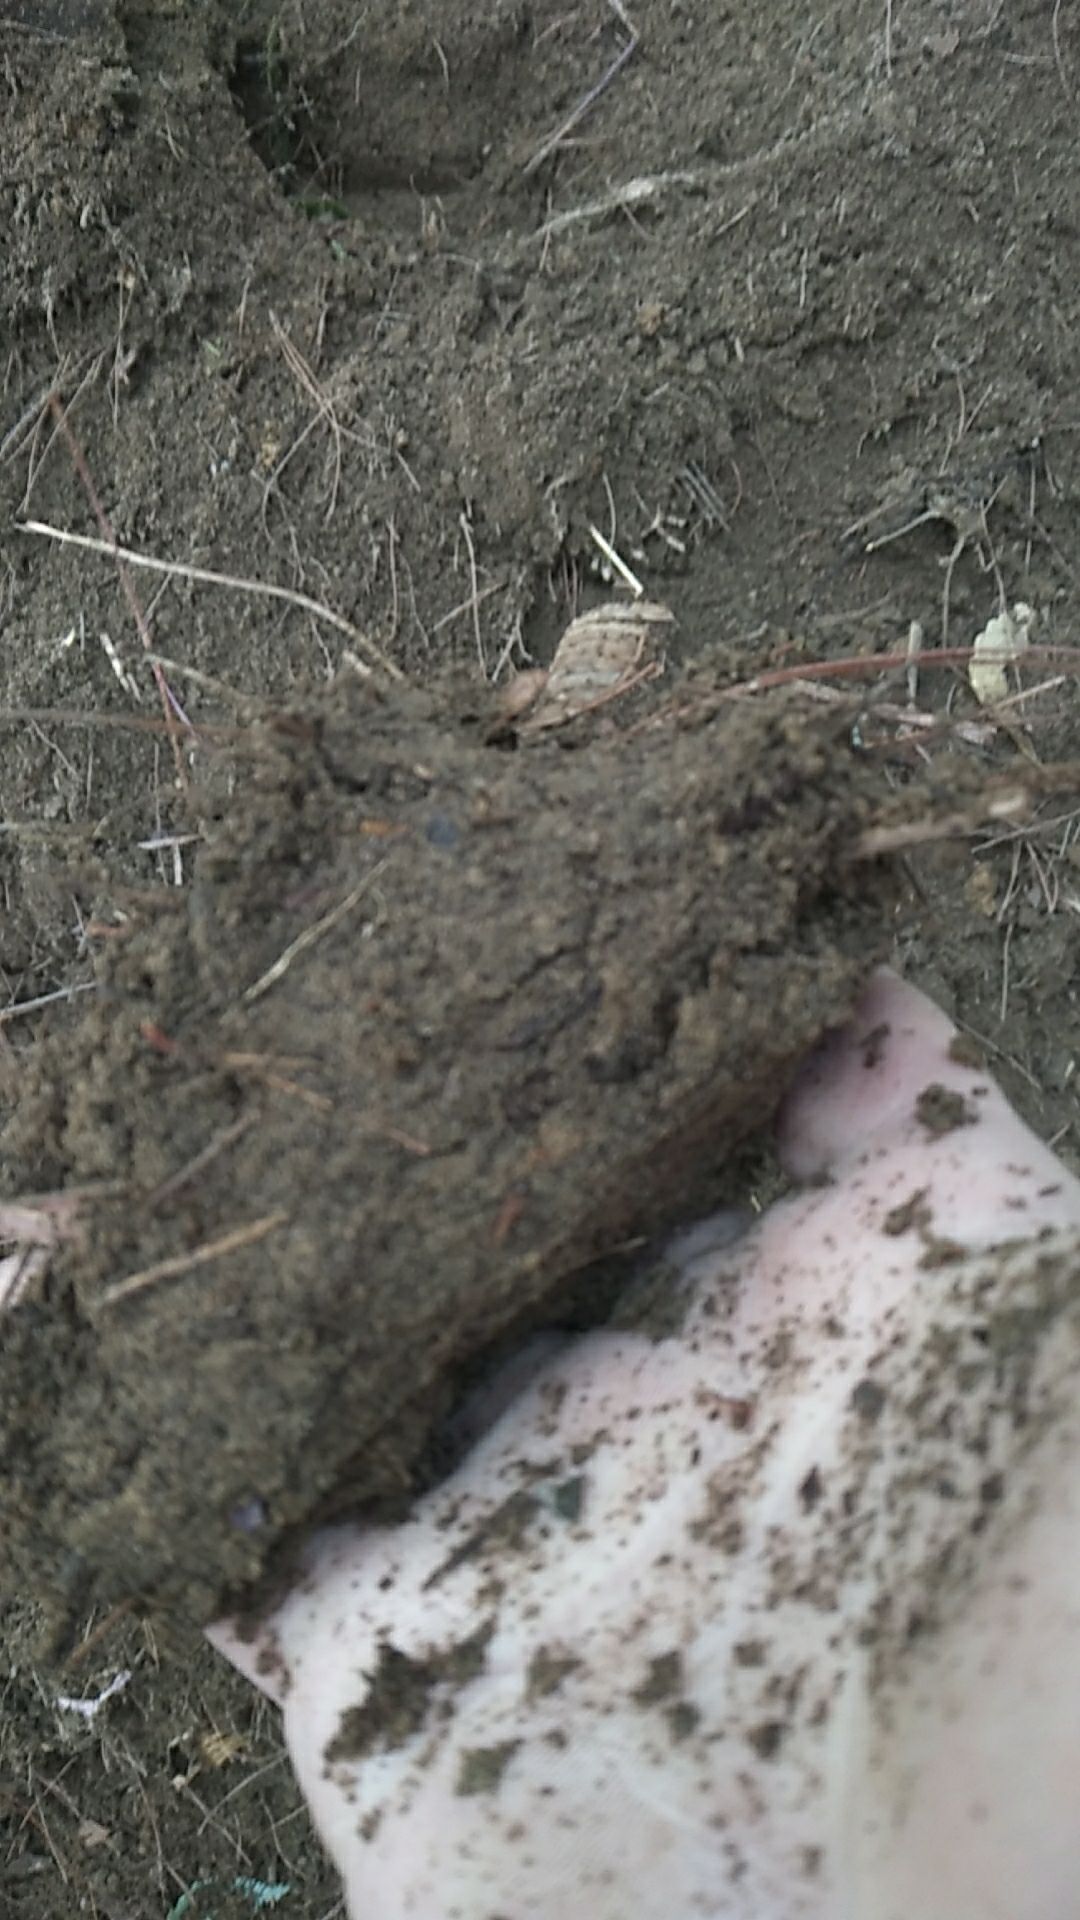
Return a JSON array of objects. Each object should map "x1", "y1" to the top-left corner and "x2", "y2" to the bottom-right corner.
[
  {"x1": 18, "y1": 517, "x2": 405, "y2": 683},
  {"x1": 148, "y1": 1117, "x2": 255, "y2": 1205},
  {"x1": 46, "y1": 394, "x2": 191, "y2": 787},
  {"x1": 534, "y1": 171, "x2": 703, "y2": 239},
  {"x1": 853, "y1": 791, "x2": 1034, "y2": 859},
  {"x1": 100, "y1": 1210, "x2": 290, "y2": 1309},
  {"x1": 266, "y1": 310, "x2": 372, "y2": 523},
  {"x1": 458, "y1": 510, "x2": 486, "y2": 673},
  {"x1": 726, "y1": 641, "x2": 1080, "y2": 694},
  {"x1": 525, "y1": 0, "x2": 639, "y2": 176},
  {"x1": 0, "y1": 981, "x2": 97, "y2": 1023},
  {"x1": 242, "y1": 861, "x2": 390, "y2": 1003}
]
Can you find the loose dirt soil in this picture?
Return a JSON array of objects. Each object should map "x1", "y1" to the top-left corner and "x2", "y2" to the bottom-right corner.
[{"x1": 1, "y1": 1, "x2": 1079, "y2": 1914}]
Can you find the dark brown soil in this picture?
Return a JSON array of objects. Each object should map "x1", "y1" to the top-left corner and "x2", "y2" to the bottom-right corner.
[
  {"x1": 2, "y1": 0, "x2": 1079, "y2": 1913},
  {"x1": 1, "y1": 675, "x2": 901, "y2": 1638}
]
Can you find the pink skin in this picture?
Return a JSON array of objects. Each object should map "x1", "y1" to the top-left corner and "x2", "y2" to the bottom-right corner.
[{"x1": 210, "y1": 971, "x2": 1080, "y2": 1919}]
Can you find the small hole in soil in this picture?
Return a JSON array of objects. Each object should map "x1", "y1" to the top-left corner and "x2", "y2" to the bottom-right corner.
[
  {"x1": 227, "y1": 34, "x2": 489, "y2": 209},
  {"x1": 228, "y1": 36, "x2": 313, "y2": 185}
]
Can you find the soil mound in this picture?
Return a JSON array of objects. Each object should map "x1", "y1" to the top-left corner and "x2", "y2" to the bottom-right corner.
[{"x1": 1, "y1": 677, "x2": 894, "y2": 1632}]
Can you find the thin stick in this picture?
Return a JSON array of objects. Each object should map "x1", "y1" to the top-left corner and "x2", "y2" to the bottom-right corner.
[
  {"x1": 1, "y1": 374, "x2": 68, "y2": 465},
  {"x1": 148, "y1": 1116, "x2": 254, "y2": 1206},
  {"x1": 0, "y1": 819, "x2": 101, "y2": 843},
  {"x1": 220, "y1": 1054, "x2": 333, "y2": 1112},
  {"x1": 458, "y1": 511, "x2": 486, "y2": 673},
  {"x1": 979, "y1": 673, "x2": 1069, "y2": 716},
  {"x1": 100, "y1": 1209, "x2": 289, "y2": 1309},
  {"x1": 0, "y1": 981, "x2": 96, "y2": 1024},
  {"x1": 525, "y1": 0, "x2": 639, "y2": 176},
  {"x1": 1, "y1": 354, "x2": 99, "y2": 475},
  {"x1": 267, "y1": 309, "x2": 373, "y2": 524},
  {"x1": 242, "y1": 861, "x2": 389, "y2": 1003},
  {"x1": 854, "y1": 792, "x2": 1033, "y2": 859},
  {"x1": 1052, "y1": 0, "x2": 1071, "y2": 96},
  {"x1": 63, "y1": 1600, "x2": 134, "y2": 1671},
  {"x1": 0, "y1": 705, "x2": 243, "y2": 742},
  {"x1": 432, "y1": 579, "x2": 502, "y2": 634},
  {"x1": 45, "y1": 395, "x2": 189, "y2": 788},
  {"x1": 728, "y1": 642, "x2": 1080, "y2": 694},
  {"x1": 147, "y1": 653, "x2": 252, "y2": 706},
  {"x1": 534, "y1": 171, "x2": 703, "y2": 239},
  {"x1": 18, "y1": 518, "x2": 406, "y2": 683},
  {"x1": 588, "y1": 523, "x2": 644, "y2": 597}
]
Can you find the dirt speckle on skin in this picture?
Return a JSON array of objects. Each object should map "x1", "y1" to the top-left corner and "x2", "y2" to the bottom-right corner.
[
  {"x1": 917, "y1": 1231, "x2": 969, "y2": 1271},
  {"x1": 733, "y1": 1640, "x2": 770, "y2": 1669},
  {"x1": 666, "y1": 1699, "x2": 703, "y2": 1743},
  {"x1": 1, "y1": 0, "x2": 1080, "y2": 1906},
  {"x1": 850, "y1": 1378, "x2": 888, "y2": 1424},
  {"x1": 860, "y1": 1022, "x2": 890, "y2": 1070},
  {"x1": 631, "y1": 1650, "x2": 684, "y2": 1706},
  {"x1": 425, "y1": 1488, "x2": 546, "y2": 1594},
  {"x1": 455, "y1": 1739, "x2": 522, "y2": 1798},
  {"x1": 325, "y1": 1619, "x2": 494, "y2": 1767},
  {"x1": 747, "y1": 1719, "x2": 787, "y2": 1762},
  {"x1": 880, "y1": 1187, "x2": 967, "y2": 1266},
  {"x1": 948, "y1": 1035, "x2": 987, "y2": 1072},
  {"x1": 526, "y1": 1645, "x2": 582, "y2": 1702},
  {"x1": 883, "y1": 1188, "x2": 932, "y2": 1237},
  {"x1": 915, "y1": 1084, "x2": 978, "y2": 1137},
  {"x1": 551, "y1": 1475, "x2": 586, "y2": 1523},
  {"x1": 798, "y1": 1465, "x2": 824, "y2": 1512}
]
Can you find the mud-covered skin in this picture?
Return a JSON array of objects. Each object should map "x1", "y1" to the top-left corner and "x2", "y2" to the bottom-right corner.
[{"x1": 212, "y1": 974, "x2": 1080, "y2": 1918}]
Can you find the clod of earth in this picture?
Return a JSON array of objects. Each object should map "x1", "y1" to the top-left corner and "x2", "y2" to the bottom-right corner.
[{"x1": 1, "y1": 672, "x2": 917, "y2": 1636}]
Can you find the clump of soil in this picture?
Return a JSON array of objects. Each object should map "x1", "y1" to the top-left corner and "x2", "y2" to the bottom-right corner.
[{"x1": 0, "y1": 674, "x2": 897, "y2": 1635}]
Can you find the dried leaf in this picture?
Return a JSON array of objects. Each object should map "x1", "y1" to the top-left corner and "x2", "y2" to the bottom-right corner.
[
  {"x1": 520, "y1": 600, "x2": 673, "y2": 734},
  {"x1": 969, "y1": 602, "x2": 1034, "y2": 705},
  {"x1": 78, "y1": 1819, "x2": 113, "y2": 1851},
  {"x1": 199, "y1": 1728, "x2": 248, "y2": 1768},
  {"x1": 491, "y1": 667, "x2": 549, "y2": 732}
]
